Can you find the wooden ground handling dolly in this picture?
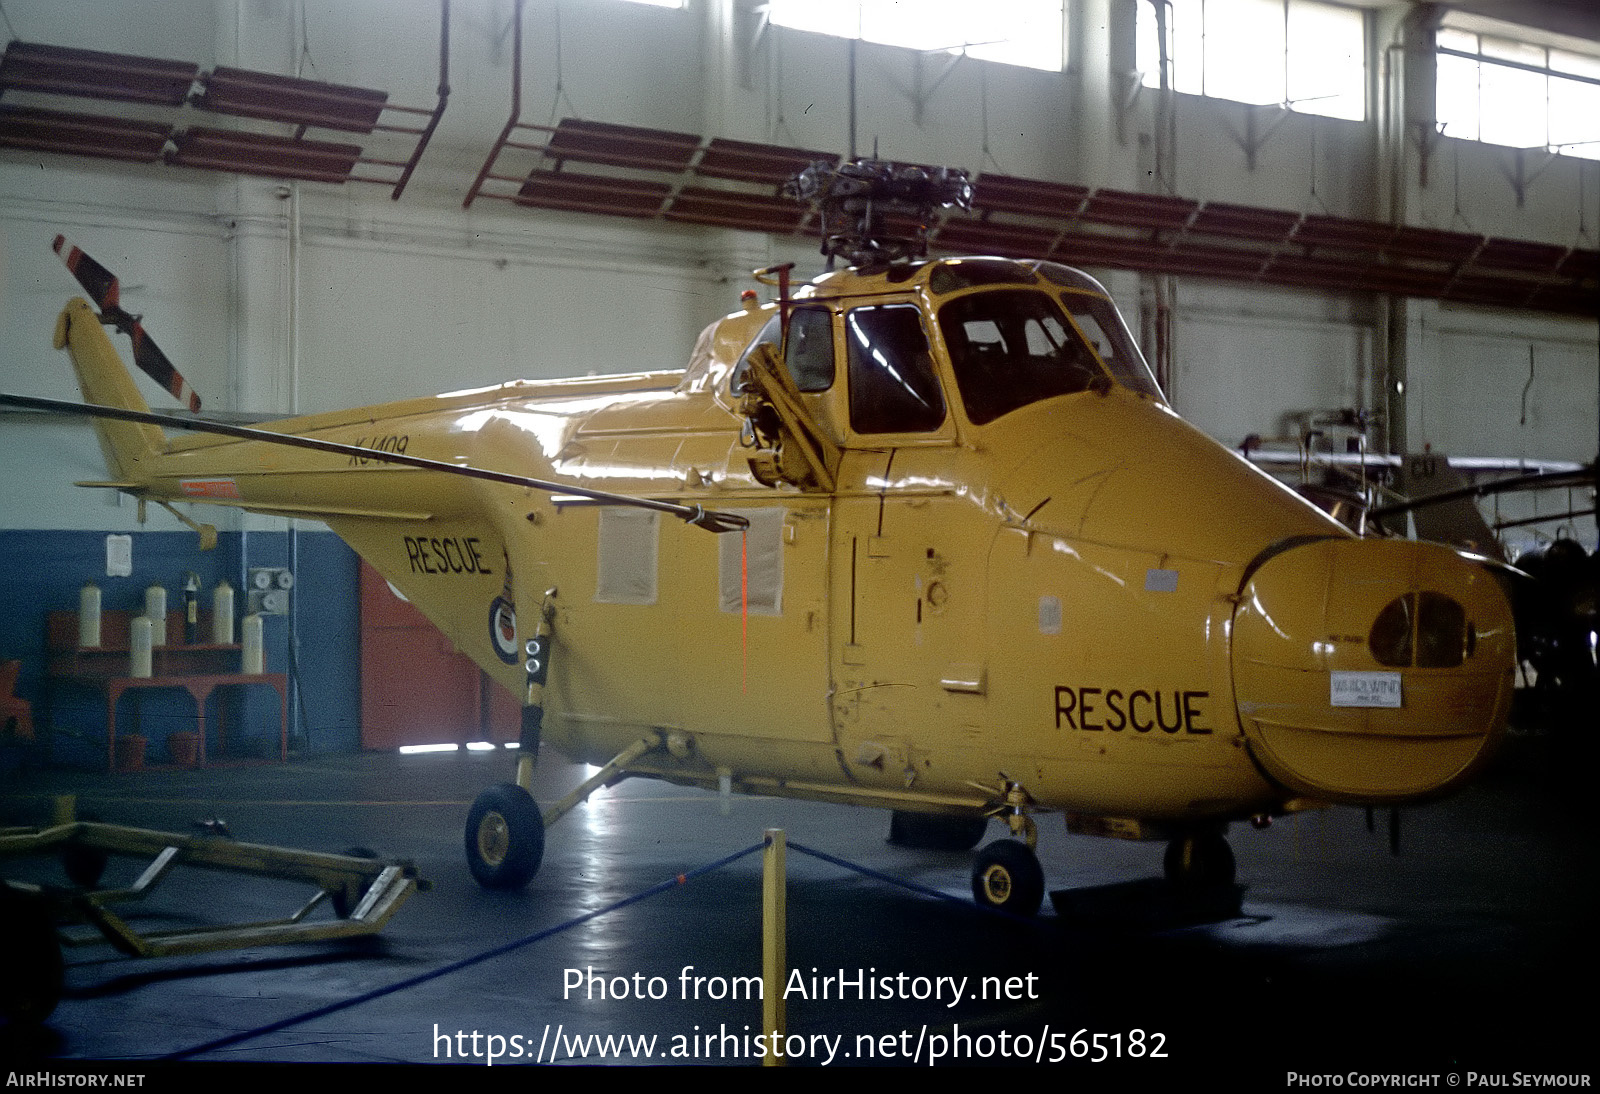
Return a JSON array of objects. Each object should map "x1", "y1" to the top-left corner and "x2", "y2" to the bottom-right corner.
[{"x1": 1, "y1": 799, "x2": 428, "y2": 1024}]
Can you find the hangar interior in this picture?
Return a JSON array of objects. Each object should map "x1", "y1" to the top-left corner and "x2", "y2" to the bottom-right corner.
[
  {"x1": 0, "y1": 0, "x2": 1597, "y2": 1072},
  {"x1": 1, "y1": 0, "x2": 1596, "y2": 754}
]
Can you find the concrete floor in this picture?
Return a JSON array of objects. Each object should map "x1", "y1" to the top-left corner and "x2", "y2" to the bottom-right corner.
[{"x1": 1, "y1": 730, "x2": 1593, "y2": 1079}]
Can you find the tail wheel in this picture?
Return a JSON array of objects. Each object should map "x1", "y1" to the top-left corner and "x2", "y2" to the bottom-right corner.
[
  {"x1": 970, "y1": 839, "x2": 1045, "y2": 916},
  {"x1": 465, "y1": 784, "x2": 544, "y2": 891},
  {"x1": 1163, "y1": 831, "x2": 1236, "y2": 889}
]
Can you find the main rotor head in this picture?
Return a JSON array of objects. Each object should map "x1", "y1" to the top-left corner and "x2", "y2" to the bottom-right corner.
[{"x1": 785, "y1": 158, "x2": 973, "y2": 269}]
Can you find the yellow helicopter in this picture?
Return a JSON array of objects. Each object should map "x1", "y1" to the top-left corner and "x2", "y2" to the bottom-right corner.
[{"x1": 5, "y1": 160, "x2": 1517, "y2": 916}]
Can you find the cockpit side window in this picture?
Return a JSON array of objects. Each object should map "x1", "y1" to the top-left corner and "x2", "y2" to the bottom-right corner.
[
  {"x1": 1059, "y1": 293, "x2": 1163, "y2": 400},
  {"x1": 785, "y1": 306, "x2": 836, "y2": 393},
  {"x1": 731, "y1": 314, "x2": 782, "y2": 394},
  {"x1": 938, "y1": 290, "x2": 1103, "y2": 426},
  {"x1": 845, "y1": 304, "x2": 946, "y2": 434}
]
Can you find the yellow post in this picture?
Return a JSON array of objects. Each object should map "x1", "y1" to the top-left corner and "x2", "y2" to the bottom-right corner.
[
  {"x1": 52, "y1": 795, "x2": 76, "y2": 826},
  {"x1": 762, "y1": 828, "x2": 786, "y2": 1067}
]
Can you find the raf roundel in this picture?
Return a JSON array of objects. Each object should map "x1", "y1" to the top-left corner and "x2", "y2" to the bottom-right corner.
[{"x1": 489, "y1": 596, "x2": 518, "y2": 665}]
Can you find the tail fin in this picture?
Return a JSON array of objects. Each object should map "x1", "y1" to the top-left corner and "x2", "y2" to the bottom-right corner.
[{"x1": 54, "y1": 297, "x2": 166, "y2": 484}]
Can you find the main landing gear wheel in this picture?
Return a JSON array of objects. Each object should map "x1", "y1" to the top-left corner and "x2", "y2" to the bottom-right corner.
[
  {"x1": 1163, "y1": 831, "x2": 1236, "y2": 890},
  {"x1": 465, "y1": 784, "x2": 545, "y2": 891},
  {"x1": 970, "y1": 839, "x2": 1045, "y2": 916}
]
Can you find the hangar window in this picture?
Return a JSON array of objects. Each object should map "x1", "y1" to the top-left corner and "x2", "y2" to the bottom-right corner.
[
  {"x1": 766, "y1": 0, "x2": 1066, "y2": 73},
  {"x1": 1435, "y1": 25, "x2": 1600, "y2": 161},
  {"x1": 1137, "y1": 0, "x2": 1366, "y2": 122}
]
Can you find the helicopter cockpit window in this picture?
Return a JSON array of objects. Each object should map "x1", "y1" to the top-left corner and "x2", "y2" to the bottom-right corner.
[
  {"x1": 845, "y1": 304, "x2": 946, "y2": 434},
  {"x1": 1059, "y1": 294, "x2": 1163, "y2": 400},
  {"x1": 730, "y1": 315, "x2": 782, "y2": 394},
  {"x1": 926, "y1": 259, "x2": 1039, "y2": 295},
  {"x1": 938, "y1": 290, "x2": 1105, "y2": 426},
  {"x1": 785, "y1": 306, "x2": 836, "y2": 393}
]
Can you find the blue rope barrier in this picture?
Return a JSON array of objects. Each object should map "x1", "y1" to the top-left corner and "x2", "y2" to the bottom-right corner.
[
  {"x1": 162, "y1": 839, "x2": 767, "y2": 1061},
  {"x1": 162, "y1": 831, "x2": 1041, "y2": 1061},
  {"x1": 784, "y1": 839, "x2": 1045, "y2": 927}
]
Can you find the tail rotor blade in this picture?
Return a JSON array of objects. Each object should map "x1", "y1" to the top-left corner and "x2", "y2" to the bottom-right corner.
[
  {"x1": 52, "y1": 234, "x2": 120, "y2": 310},
  {"x1": 53, "y1": 235, "x2": 202, "y2": 413},
  {"x1": 129, "y1": 321, "x2": 200, "y2": 413}
]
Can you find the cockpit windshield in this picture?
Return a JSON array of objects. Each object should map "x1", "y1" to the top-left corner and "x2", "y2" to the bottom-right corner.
[{"x1": 937, "y1": 288, "x2": 1162, "y2": 425}]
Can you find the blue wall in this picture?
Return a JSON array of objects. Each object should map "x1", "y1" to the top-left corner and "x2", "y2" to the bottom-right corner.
[{"x1": 0, "y1": 529, "x2": 360, "y2": 766}]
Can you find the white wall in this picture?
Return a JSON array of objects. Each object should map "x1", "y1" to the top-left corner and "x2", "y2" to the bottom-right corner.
[{"x1": 1, "y1": 0, "x2": 1595, "y2": 544}]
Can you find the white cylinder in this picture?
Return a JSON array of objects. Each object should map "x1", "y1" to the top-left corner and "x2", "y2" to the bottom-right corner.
[
  {"x1": 211, "y1": 580, "x2": 235, "y2": 645},
  {"x1": 242, "y1": 613, "x2": 265, "y2": 675},
  {"x1": 78, "y1": 583, "x2": 102, "y2": 648},
  {"x1": 144, "y1": 585, "x2": 167, "y2": 647},
  {"x1": 129, "y1": 615, "x2": 154, "y2": 678}
]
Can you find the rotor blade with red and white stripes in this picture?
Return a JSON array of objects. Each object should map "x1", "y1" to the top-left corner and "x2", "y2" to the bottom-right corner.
[{"x1": 53, "y1": 235, "x2": 201, "y2": 413}]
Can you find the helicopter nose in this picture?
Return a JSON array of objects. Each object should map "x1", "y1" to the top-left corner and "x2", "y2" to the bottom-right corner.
[{"x1": 1231, "y1": 538, "x2": 1516, "y2": 805}]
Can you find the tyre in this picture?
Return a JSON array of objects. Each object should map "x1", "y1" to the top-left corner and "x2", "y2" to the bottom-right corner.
[
  {"x1": 62, "y1": 842, "x2": 108, "y2": 889},
  {"x1": 970, "y1": 838, "x2": 1044, "y2": 915},
  {"x1": 465, "y1": 783, "x2": 544, "y2": 891},
  {"x1": 62, "y1": 811, "x2": 107, "y2": 889}
]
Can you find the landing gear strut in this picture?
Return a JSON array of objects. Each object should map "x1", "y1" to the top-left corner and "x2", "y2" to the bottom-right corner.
[{"x1": 966, "y1": 775, "x2": 1045, "y2": 915}]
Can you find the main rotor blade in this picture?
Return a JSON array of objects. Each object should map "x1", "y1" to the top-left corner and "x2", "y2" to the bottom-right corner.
[
  {"x1": 53, "y1": 235, "x2": 202, "y2": 413},
  {"x1": 0, "y1": 392, "x2": 749, "y2": 534},
  {"x1": 1368, "y1": 467, "x2": 1596, "y2": 520}
]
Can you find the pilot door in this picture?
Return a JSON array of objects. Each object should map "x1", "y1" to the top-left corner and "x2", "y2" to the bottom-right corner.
[{"x1": 823, "y1": 302, "x2": 988, "y2": 794}]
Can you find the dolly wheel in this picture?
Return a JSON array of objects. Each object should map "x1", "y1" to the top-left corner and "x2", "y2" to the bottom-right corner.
[
  {"x1": 970, "y1": 839, "x2": 1044, "y2": 916},
  {"x1": 0, "y1": 884, "x2": 63, "y2": 1024},
  {"x1": 465, "y1": 784, "x2": 544, "y2": 891}
]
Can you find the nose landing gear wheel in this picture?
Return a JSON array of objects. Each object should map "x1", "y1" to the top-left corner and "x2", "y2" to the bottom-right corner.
[
  {"x1": 970, "y1": 838, "x2": 1044, "y2": 915},
  {"x1": 465, "y1": 784, "x2": 545, "y2": 891}
]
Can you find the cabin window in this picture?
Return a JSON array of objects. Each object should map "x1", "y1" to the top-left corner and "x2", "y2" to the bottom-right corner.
[
  {"x1": 785, "y1": 306, "x2": 836, "y2": 393},
  {"x1": 717, "y1": 507, "x2": 785, "y2": 616},
  {"x1": 595, "y1": 507, "x2": 659, "y2": 605},
  {"x1": 845, "y1": 304, "x2": 946, "y2": 434},
  {"x1": 938, "y1": 290, "x2": 1103, "y2": 425}
]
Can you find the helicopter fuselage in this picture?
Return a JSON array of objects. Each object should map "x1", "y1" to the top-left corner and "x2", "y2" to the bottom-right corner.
[{"x1": 53, "y1": 255, "x2": 1516, "y2": 841}]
